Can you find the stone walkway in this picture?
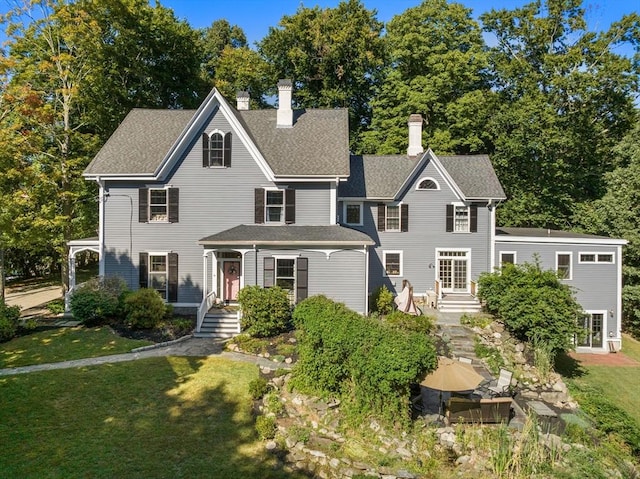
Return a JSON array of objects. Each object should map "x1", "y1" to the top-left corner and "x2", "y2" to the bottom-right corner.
[{"x1": 0, "y1": 336, "x2": 286, "y2": 377}]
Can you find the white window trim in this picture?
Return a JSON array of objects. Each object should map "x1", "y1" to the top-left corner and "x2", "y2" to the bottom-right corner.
[
  {"x1": 556, "y1": 252, "x2": 573, "y2": 280},
  {"x1": 204, "y1": 129, "x2": 227, "y2": 168},
  {"x1": 577, "y1": 310, "x2": 607, "y2": 350},
  {"x1": 148, "y1": 187, "x2": 169, "y2": 223},
  {"x1": 383, "y1": 250, "x2": 403, "y2": 277},
  {"x1": 343, "y1": 202, "x2": 363, "y2": 226},
  {"x1": 264, "y1": 187, "x2": 285, "y2": 224},
  {"x1": 147, "y1": 252, "x2": 168, "y2": 300},
  {"x1": 274, "y1": 256, "x2": 297, "y2": 304},
  {"x1": 578, "y1": 252, "x2": 615, "y2": 264},
  {"x1": 385, "y1": 203, "x2": 402, "y2": 232},
  {"x1": 453, "y1": 204, "x2": 470, "y2": 233},
  {"x1": 499, "y1": 251, "x2": 517, "y2": 267},
  {"x1": 416, "y1": 177, "x2": 440, "y2": 190}
]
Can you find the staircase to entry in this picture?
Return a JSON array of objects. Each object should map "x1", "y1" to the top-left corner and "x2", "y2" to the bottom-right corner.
[
  {"x1": 438, "y1": 294, "x2": 482, "y2": 313},
  {"x1": 195, "y1": 310, "x2": 240, "y2": 339}
]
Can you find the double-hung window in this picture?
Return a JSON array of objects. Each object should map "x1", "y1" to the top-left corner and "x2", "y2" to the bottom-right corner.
[
  {"x1": 263, "y1": 256, "x2": 308, "y2": 304},
  {"x1": 454, "y1": 206, "x2": 469, "y2": 232},
  {"x1": 383, "y1": 251, "x2": 402, "y2": 277},
  {"x1": 202, "y1": 131, "x2": 232, "y2": 167},
  {"x1": 385, "y1": 205, "x2": 400, "y2": 231},
  {"x1": 556, "y1": 252, "x2": 572, "y2": 280},
  {"x1": 149, "y1": 254, "x2": 168, "y2": 299},
  {"x1": 446, "y1": 204, "x2": 477, "y2": 233},
  {"x1": 266, "y1": 190, "x2": 284, "y2": 223},
  {"x1": 149, "y1": 189, "x2": 168, "y2": 222}
]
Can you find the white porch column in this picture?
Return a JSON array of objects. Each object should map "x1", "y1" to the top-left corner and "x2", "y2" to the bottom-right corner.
[
  {"x1": 202, "y1": 251, "x2": 209, "y2": 297},
  {"x1": 98, "y1": 180, "x2": 105, "y2": 276}
]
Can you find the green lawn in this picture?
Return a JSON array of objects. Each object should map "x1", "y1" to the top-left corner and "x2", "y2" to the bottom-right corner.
[
  {"x1": 0, "y1": 327, "x2": 152, "y2": 369},
  {"x1": 571, "y1": 334, "x2": 640, "y2": 424},
  {"x1": 0, "y1": 356, "x2": 302, "y2": 479}
]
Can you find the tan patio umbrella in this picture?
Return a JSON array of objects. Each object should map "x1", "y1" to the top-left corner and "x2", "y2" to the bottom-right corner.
[{"x1": 420, "y1": 357, "x2": 485, "y2": 392}]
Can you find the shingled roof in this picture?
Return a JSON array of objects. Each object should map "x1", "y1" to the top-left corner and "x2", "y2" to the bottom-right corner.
[
  {"x1": 84, "y1": 109, "x2": 195, "y2": 176},
  {"x1": 237, "y1": 109, "x2": 349, "y2": 177},
  {"x1": 84, "y1": 92, "x2": 350, "y2": 178},
  {"x1": 199, "y1": 225, "x2": 374, "y2": 246},
  {"x1": 339, "y1": 153, "x2": 505, "y2": 200}
]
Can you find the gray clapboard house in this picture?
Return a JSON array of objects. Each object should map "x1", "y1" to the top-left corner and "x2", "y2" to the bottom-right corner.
[{"x1": 68, "y1": 80, "x2": 626, "y2": 352}]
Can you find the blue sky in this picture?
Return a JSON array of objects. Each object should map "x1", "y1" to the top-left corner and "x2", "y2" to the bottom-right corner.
[{"x1": 161, "y1": 0, "x2": 639, "y2": 51}]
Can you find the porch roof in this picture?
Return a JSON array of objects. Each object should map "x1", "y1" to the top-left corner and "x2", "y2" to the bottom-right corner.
[{"x1": 198, "y1": 225, "x2": 374, "y2": 247}]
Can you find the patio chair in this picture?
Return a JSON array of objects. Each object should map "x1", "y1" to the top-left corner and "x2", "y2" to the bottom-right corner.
[{"x1": 488, "y1": 368, "x2": 513, "y2": 397}]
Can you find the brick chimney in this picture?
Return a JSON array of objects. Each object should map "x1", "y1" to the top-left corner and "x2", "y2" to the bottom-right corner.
[
  {"x1": 407, "y1": 114, "x2": 424, "y2": 157},
  {"x1": 236, "y1": 91, "x2": 250, "y2": 110},
  {"x1": 277, "y1": 79, "x2": 293, "y2": 128}
]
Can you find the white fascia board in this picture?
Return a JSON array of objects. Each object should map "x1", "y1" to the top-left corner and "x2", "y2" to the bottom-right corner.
[
  {"x1": 154, "y1": 88, "x2": 275, "y2": 182},
  {"x1": 395, "y1": 149, "x2": 466, "y2": 202},
  {"x1": 496, "y1": 236, "x2": 628, "y2": 246},
  {"x1": 274, "y1": 176, "x2": 348, "y2": 182}
]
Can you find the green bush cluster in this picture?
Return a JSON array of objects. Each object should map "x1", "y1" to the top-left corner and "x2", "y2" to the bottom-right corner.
[
  {"x1": 69, "y1": 276, "x2": 128, "y2": 326},
  {"x1": 0, "y1": 298, "x2": 21, "y2": 342},
  {"x1": 248, "y1": 377, "x2": 269, "y2": 400},
  {"x1": 370, "y1": 285, "x2": 394, "y2": 315},
  {"x1": 384, "y1": 310, "x2": 435, "y2": 334},
  {"x1": 254, "y1": 415, "x2": 277, "y2": 440},
  {"x1": 124, "y1": 288, "x2": 170, "y2": 329},
  {"x1": 478, "y1": 261, "x2": 583, "y2": 353},
  {"x1": 292, "y1": 295, "x2": 437, "y2": 426},
  {"x1": 237, "y1": 285, "x2": 291, "y2": 337}
]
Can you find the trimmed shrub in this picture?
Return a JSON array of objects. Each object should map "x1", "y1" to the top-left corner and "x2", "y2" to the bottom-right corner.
[
  {"x1": 255, "y1": 415, "x2": 277, "y2": 440},
  {"x1": 237, "y1": 285, "x2": 291, "y2": 337},
  {"x1": 0, "y1": 298, "x2": 21, "y2": 342},
  {"x1": 123, "y1": 288, "x2": 168, "y2": 329},
  {"x1": 248, "y1": 377, "x2": 269, "y2": 399},
  {"x1": 478, "y1": 261, "x2": 583, "y2": 353},
  {"x1": 70, "y1": 276, "x2": 128, "y2": 326}
]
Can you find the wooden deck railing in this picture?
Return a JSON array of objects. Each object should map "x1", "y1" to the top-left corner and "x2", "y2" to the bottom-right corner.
[{"x1": 470, "y1": 280, "x2": 477, "y2": 298}]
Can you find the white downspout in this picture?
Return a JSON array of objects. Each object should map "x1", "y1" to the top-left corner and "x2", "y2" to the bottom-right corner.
[
  {"x1": 330, "y1": 179, "x2": 337, "y2": 225},
  {"x1": 98, "y1": 179, "x2": 105, "y2": 276},
  {"x1": 364, "y1": 245, "x2": 369, "y2": 315}
]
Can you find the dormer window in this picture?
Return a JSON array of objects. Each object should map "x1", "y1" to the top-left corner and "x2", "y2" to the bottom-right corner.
[
  {"x1": 202, "y1": 131, "x2": 231, "y2": 167},
  {"x1": 417, "y1": 177, "x2": 439, "y2": 190}
]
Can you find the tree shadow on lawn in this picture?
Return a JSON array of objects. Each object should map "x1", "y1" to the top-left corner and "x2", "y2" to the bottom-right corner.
[
  {"x1": 0, "y1": 355, "x2": 313, "y2": 478},
  {"x1": 554, "y1": 351, "x2": 586, "y2": 379}
]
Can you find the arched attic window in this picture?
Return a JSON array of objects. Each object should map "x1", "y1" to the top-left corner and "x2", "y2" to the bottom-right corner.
[
  {"x1": 202, "y1": 131, "x2": 232, "y2": 167},
  {"x1": 416, "y1": 177, "x2": 439, "y2": 190}
]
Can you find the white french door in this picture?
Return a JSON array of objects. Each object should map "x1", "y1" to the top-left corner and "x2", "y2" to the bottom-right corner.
[{"x1": 437, "y1": 249, "x2": 469, "y2": 293}]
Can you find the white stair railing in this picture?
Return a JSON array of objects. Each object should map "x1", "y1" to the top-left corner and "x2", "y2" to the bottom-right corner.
[{"x1": 197, "y1": 291, "x2": 217, "y2": 332}]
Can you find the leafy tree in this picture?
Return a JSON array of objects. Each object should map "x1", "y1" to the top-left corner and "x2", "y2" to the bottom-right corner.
[
  {"x1": 79, "y1": 0, "x2": 207, "y2": 139},
  {"x1": 258, "y1": 0, "x2": 385, "y2": 144},
  {"x1": 361, "y1": 0, "x2": 492, "y2": 155},
  {"x1": 213, "y1": 46, "x2": 270, "y2": 108},
  {"x1": 481, "y1": 0, "x2": 640, "y2": 227},
  {"x1": 200, "y1": 19, "x2": 247, "y2": 82},
  {"x1": 478, "y1": 261, "x2": 583, "y2": 353},
  {"x1": 575, "y1": 121, "x2": 640, "y2": 336}
]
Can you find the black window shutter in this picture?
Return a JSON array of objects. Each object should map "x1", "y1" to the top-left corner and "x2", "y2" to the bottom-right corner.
[
  {"x1": 401, "y1": 204, "x2": 409, "y2": 232},
  {"x1": 377, "y1": 203, "x2": 386, "y2": 232},
  {"x1": 139, "y1": 188, "x2": 148, "y2": 223},
  {"x1": 202, "y1": 133, "x2": 209, "y2": 167},
  {"x1": 264, "y1": 257, "x2": 275, "y2": 287},
  {"x1": 254, "y1": 188, "x2": 265, "y2": 224},
  {"x1": 296, "y1": 257, "x2": 308, "y2": 302},
  {"x1": 168, "y1": 253, "x2": 178, "y2": 303},
  {"x1": 168, "y1": 188, "x2": 179, "y2": 223},
  {"x1": 285, "y1": 189, "x2": 296, "y2": 224},
  {"x1": 446, "y1": 204, "x2": 454, "y2": 232},
  {"x1": 223, "y1": 132, "x2": 232, "y2": 167},
  {"x1": 139, "y1": 252, "x2": 148, "y2": 288},
  {"x1": 470, "y1": 205, "x2": 478, "y2": 233}
]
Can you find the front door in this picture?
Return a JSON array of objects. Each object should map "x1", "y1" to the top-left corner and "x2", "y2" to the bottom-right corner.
[
  {"x1": 437, "y1": 250, "x2": 469, "y2": 293},
  {"x1": 222, "y1": 261, "x2": 241, "y2": 302}
]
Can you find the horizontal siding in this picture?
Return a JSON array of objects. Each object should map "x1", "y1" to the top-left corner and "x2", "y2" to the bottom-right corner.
[
  {"x1": 103, "y1": 109, "x2": 336, "y2": 304},
  {"x1": 495, "y1": 240, "x2": 622, "y2": 339},
  {"x1": 343, "y1": 158, "x2": 492, "y2": 296},
  {"x1": 255, "y1": 248, "x2": 366, "y2": 314}
]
